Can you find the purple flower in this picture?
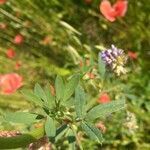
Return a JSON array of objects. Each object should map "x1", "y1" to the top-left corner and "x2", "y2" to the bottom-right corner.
[{"x1": 100, "y1": 45, "x2": 127, "y2": 75}]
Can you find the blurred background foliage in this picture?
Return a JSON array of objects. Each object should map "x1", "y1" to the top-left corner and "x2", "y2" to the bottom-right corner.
[{"x1": 0, "y1": 0, "x2": 149, "y2": 149}]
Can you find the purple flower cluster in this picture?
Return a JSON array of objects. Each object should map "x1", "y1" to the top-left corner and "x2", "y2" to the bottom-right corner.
[
  {"x1": 101, "y1": 45, "x2": 123, "y2": 65},
  {"x1": 100, "y1": 45, "x2": 127, "y2": 75}
]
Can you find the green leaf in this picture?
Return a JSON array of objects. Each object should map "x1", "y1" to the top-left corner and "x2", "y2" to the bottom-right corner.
[
  {"x1": 86, "y1": 99, "x2": 125, "y2": 120},
  {"x1": 55, "y1": 75, "x2": 64, "y2": 100},
  {"x1": 62, "y1": 97, "x2": 74, "y2": 107},
  {"x1": 5, "y1": 112, "x2": 38, "y2": 124},
  {"x1": 81, "y1": 122, "x2": 103, "y2": 143},
  {"x1": 21, "y1": 90, "x2": 43, "y2": 106},
  {"x1": 55, "y1": 124, "x2": 68, "y2": 141},
  {"x1": 60, "y1": 21, "x2": 81, "y2": 35},
  {"x1": 89, "y1": 55, "x2": 95, "y2": 67},
  {"x1": 45, "y1": 116, "x2": 56, "y2": 137},
  {"x1": 98, "y1": 53, "x2": 106, "y2": 78},
  {"x1": 75, "y1": 85, "x2": 86, "y2": 118},
  {"x1": 67, "y1": 129, "x2": 76, "y2": 143},
  {"x1": 63, "y1": 74, "x2": 80, "y2": 101},
  {"x1": 34, "y1": 83, "x2": 47, "y2": 102},
  {"x1": 44, "y1": 84, "x2": 55, "y2": 109}
]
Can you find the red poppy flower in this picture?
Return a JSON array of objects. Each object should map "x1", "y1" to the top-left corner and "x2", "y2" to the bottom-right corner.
[
  {"x1": 128, "y1": 51, "x2": 137, "y2": 60},
  {"x1": 13, "y1": 34, "x2": 24, "y2": 45},
  {"x1": 6, "y1": 48, "x2": 16, "y2": 59},
  {"x1": 97, "y1": 93, "x2": 111, "y2": 103},
  {"x1": 100, "y1": 0, "x2": 128, "y2": 22},
  {"x1": 15, "y1": 61, "x2": 22, "y2": 70},
  {"x1": 0, "y1": 0, "x2": 7, "y2": 4},
  {"x1": 113, "y1": 0, "x2": 128, "y2": 17},
  {"x1": 0, "y1": 73, "x2": 23, "y2": 95}
]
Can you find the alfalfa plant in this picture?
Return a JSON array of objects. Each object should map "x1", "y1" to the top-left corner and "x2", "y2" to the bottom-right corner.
[{"x1": 0, "y1": 45, "x2": 127, "y2": 149}]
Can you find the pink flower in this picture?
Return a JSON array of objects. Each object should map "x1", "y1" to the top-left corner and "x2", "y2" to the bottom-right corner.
[
  {"x1": 13, "y1": 34, "x2": 24, "y2": 45},
  {"x1": 6, "y1": 48, "x2": 16, "y2": 59},
  {"x1": 0, "y1": 0, "x2": 7, "y2": 5},
  {"x1": 97, "y1": 93, "x2": 111, "y2": 103},
  {"x1": 100, "y1": 0, "x2": 128, "y2": 22},
  {"x1": 0, "y1": 73, "x2": 23, "y2": 95},
  {"x1": 128, "y1": 51, "x2": 137, "y2": 60}
]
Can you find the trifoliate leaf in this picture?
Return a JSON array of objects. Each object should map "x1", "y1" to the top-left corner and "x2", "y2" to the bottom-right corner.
[
  {"x1": 86, "y1": 99, "x2": 125, "y2": 120},
  {"x1": 55, "y1": 75, "x2": 64, "y2": 101},
  {"x1": 44, "y1": 84, "x2": 55, "y2": 109},
  {"x1": 21, "y1": 90, "x2": 43, "y2": 106},
  {"x1": 45, "y1": 116, "x2": 56, "y2": 137},
  {"x1": 5, "y1": 112, "x2": 38, "y2": 124},
  {"x1": 81, "y1": 122, "x2": 103, "y2": 143},
  {"x1": 75, "y1": 85, "x2": 86, "y2": 118},
  {"x1": 34, "y1": 83, "x2": 47, "y2": 102},
  {"x1": 63, "y1": 74, "x2": 80, "y2": 101}
]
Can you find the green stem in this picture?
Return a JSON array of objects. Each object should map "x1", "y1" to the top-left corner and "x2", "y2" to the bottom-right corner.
[{"x1": 0, "y1": 127, "x2": 45, "y2": 149}]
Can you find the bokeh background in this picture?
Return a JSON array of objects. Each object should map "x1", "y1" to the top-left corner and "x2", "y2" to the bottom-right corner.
[{"x1": 0, "y1": 0, "x2": 149, "y2": 149}]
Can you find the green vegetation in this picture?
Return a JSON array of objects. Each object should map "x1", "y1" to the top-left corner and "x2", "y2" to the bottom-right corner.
[{"x1": 0, "y1": 0, "x2": 149, "y2": 149}]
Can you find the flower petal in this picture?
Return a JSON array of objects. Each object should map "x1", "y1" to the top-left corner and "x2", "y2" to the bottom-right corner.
[
  {"x1": 0, "y1": 73, "x2": 23, "y2": 95},
  {"x1": 100, "y1": 0, "x2": 117, "y2": 22},
  {"x1": 113, "y1": 0, "x2": 128, "y2": 17}
]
